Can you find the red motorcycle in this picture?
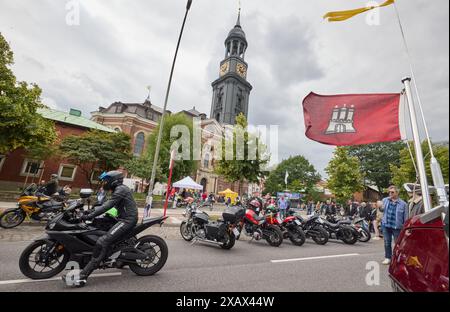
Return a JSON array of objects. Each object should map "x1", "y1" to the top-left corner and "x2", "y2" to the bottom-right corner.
[
  {"x1": 236, "y1": 199, "x2": 283, "y2": 247},
  {"x1": 265, "y1": 206, "x2": 306, "y2": 246}
]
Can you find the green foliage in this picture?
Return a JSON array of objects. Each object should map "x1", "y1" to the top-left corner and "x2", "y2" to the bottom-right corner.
[
  {"x1": 124, "y1": 156, "x2": 153, "y2": 181},
  {"x1": 0, "y1": 32, "x2": 57, "y2": 153},
  {"x1": 347, "y1": 142, "x2": 405, "y2": 194},
  {"x1": 59, "y1": 131, "x2": 131, "y2": 187},
  {"x1": 326, "y1": 147, "x2": 364, "y2": 203},
  {"x1": 390, "y1": 141, "x2": 449, "y2": 197},
  {"x1": 215, "y1": 114, "x2": 270, "y2": 194},
  {"x1": 263, "y1": 155, "x2": 321, "y2": 195},
  {"x1": 146, "y1": 113, "x2": 197, "y2": 183}
]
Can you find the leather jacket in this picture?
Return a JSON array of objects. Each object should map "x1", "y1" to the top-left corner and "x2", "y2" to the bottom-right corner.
[{"x1": 86, "y1": 184, "x2": 138, "y2": 222}]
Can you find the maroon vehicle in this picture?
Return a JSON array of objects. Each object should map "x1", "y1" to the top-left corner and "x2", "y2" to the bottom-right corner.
[{"x1": 389, "y1": 205, "x2": 449, "y2": 292}]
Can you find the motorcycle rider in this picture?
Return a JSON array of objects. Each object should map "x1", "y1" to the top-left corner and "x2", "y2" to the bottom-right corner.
[
  {"x1": 42, "y1": 174, "x2": 59, "y2": 196},
  {"x1": 62, "y1": 170, "x2": 138, "y2": 287}
]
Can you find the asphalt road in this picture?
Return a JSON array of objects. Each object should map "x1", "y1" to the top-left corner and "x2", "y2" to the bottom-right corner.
[{"x1": 0, "y1": 226, "x2": 391, "y2": 292}]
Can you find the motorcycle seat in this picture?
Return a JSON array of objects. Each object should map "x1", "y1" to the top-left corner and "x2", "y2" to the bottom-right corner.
[{"x1": 324, "y1": 221, "x2": 340, "y2": 228}]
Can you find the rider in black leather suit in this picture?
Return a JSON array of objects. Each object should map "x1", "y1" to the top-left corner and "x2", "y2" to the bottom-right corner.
[{"x1": 63, "y1": 171, "x2": 138, "y2": 287}]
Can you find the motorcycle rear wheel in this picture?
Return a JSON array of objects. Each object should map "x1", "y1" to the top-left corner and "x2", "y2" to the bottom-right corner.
[
  {"x1": 289, "y1": 226, "x2": 306, "y2": 246},
  {"x1": 0, "y1": 208, "x2": 26, "y2": 229},
  {"x1": 311, "y1": 226, "x2": 329, "y2": 245},
  {"x1": 220, "y1": 231, "x2": 236, "y2": 250},
  {"x1": 341, "y1": 228, "x2": 358, "y2": 245},
  {"x1": 129, "y1": 235, "x2": 168, "y2": 276},
  {"x1": 19, "y1": 240, "x2": 69, "y2": 280}
]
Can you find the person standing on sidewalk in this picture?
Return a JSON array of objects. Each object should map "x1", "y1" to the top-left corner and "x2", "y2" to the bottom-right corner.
[
  {"x1": 278, "y1": 196, "x2": 288, "y2": 219},
  {"x1": 381, "y1": 186, "x2": 409, "y2": 265},
  {"x1": 372, "y1": 200, "x2": 384, "y2": 240}
]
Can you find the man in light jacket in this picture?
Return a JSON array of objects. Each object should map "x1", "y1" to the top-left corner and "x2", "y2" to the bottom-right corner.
[{"x1": 381, "y1": 185, "x2": 409, "y2": 265}]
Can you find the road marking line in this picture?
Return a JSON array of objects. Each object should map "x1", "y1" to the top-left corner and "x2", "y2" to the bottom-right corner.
[
  {"x1": 0, "y1": 272, "x2": 122, "y2": 285},
  {"x1": 270, "y1": 253, "x2": 360, "y2": 263},
  {"x1": 170, "y1": 217, "x2": 182, "y2": 224}
]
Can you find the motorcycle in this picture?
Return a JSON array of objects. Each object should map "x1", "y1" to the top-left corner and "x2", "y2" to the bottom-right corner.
[
  {"x1": 326, "y1": 214, "x2": 371, "y2": 243},
  {"x1": 292, "y1": 212, "x2": 329, "y2": 245},
  {"x1": 321, "y1": 215, "x2": 358, "y2": 245},
  {"x1": 236, "y1": 207, "x2": 284, "y2": 247},
  {"x1": 19, "y1": 190, "x2": 169, "y2": 280},
  {"x1": 0, "y1": 184, "x2": 66, "y2": 229},
  {"x1": 265, "y1": 206, "x2": 306, "y2": 246},
  {"x1": 180, "y1": 204, "x2": 243, "y2": 250}
]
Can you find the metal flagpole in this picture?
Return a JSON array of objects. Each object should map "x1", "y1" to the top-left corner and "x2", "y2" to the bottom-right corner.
[
  {"x1": 144, "y1": 0, "x2": 193, "y2": 219},
  {"x1": 402, "y1": 77, "x2": 432, "y2": 212},
  {"x1": 394, "y1": 3, "x2": 448, "y2": 206},
  {"x1": 393, "y1": 2, "x2": 433, "y2": 156}
]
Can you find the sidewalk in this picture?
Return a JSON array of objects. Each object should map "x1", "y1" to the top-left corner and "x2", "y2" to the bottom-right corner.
[{"x1": 0, "y1": 202, "x2": 224, "y2": 227}]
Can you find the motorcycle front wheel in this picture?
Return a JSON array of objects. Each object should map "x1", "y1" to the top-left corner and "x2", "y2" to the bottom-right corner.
[
  {"x1": 0, "y1": 208, "x2": 26, "y2": 229},
  {"x1": 129, "y1": 235, "x2": 168, "y2": 276},
  {"x1": 180, "y1": 220, "x2": 194, "y2": 241},
  {"x1": 19, "y1": 240, "x2": 69, "y2": 279},
  {"x1": 357, "y1": 228, "x2": 371, "y2": 243},
  {"x1": 264, "y1": 225, "x2": 283, "y2": 247}
]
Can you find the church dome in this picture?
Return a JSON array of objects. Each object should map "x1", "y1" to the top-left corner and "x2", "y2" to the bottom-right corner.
[{"x1": 225, "y1": 11, "x2": 247, "y2": 44}]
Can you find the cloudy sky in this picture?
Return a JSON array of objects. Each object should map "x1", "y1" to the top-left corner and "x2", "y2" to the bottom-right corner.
[{"x1": 1, "y1": 0, "x2": 448, "y2": 176}]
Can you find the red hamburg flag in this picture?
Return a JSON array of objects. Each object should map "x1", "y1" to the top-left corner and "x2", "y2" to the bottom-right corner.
[{"x1": 302, "y1": 92, "x2": 403, "y2": 146}]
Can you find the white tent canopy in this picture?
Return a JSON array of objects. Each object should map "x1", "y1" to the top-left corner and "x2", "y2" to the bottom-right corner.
[{"x1": 172, "y1": 176, "x2": 203, "y2": 190}]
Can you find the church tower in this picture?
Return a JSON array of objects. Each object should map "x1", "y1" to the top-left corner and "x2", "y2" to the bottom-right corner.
[{"x1": 210, "y1": 10, "x2": 253, "y2": 125}]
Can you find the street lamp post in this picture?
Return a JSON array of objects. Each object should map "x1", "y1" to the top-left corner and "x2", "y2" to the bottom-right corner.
[{"x1": 144, "y1": 0, "x2": 193, "y2": 219}]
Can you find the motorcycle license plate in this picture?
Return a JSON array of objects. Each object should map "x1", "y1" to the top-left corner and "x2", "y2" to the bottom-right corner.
[
  {"x1": 232, "y1": 228, "x2": 240, "y2": 236},
  {"x1": 294, "y1": 219, "x2": 301, "y2": 225}
]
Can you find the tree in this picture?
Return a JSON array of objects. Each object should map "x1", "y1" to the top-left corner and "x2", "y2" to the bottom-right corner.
[
  {"x1": 263, "y1": 155, "x2": 321, "y2": 195},
  {"x1": 347, "y1": 142, "x2": 405, "y2": 196},
  {"x1": 215, "y1": 114, "x2": 270, "y2": 195},
  {"x1": 146, "y1": 113, "x2": 197, "y2": 183},
  {"x1": 59, "y1": 131, "x2": 131, "y2": 187},
  {"x1": 390, "y1": 141, "x2": 449, "y2": 197},
  {"x1": 326, "y1": 147, "x2": 364, "y2": 203},
  {"x1": 0, "y1": 32, "x2": 57, "y2": 154}
]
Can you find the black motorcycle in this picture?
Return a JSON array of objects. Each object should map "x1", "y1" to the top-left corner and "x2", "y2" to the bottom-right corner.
[
  {"x1": 326, "y1": 214, "x2": 371, "y2": 243},
  {"x1": 321, "y1": 215, "x2": 358, "y2": 245},
  {"x1": 293, "y1": 212, "x2": 329, "y2": 245},
  {"x1": 180, "y1": 204, "x2": 244, "y2": 250},
  {"x1": 19, "y1": 197, "x2": 169, "y2": 280}
]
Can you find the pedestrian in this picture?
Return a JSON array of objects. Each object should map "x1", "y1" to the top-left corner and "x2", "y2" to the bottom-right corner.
[
  {"x1": 350, "y1": 201, "x2": 359, "y2": 217},
  {"x1": 372, "y1": 200, "x2": 384, "y2": 240},
  {"x1": 202, "y1": 191, "x2": 207, "y2": 203},
  {"x1": 226, "y1": 196, "x2": 232, "y2": 207},
  {"x1": 381, "y1": 186, "x2": 409, "y2": 265},
  {"x1": 307, "y1": 200, "x2": 314, "y2": 215},
  {"x1": 278, "y1": 196, "x2": 288, "y2": 219}
]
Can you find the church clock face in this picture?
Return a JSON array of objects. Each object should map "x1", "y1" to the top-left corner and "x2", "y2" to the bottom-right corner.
[
  {"x1": 236, "y1": 63, "x2": 247, "y2": 78},
  {"x1": 220, "y1": 62, "x2": 229, "y2": 76}
]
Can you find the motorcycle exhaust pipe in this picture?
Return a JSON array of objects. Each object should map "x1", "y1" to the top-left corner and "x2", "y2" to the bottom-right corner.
[
  {"x1": 193, "y1": 238, "x2": 223, "y2": 246},
  {"x1": 119, "y1": 252, "x2": 148, "y2": 261}
]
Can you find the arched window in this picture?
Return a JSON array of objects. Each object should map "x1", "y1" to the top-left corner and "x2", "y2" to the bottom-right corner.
[{"x1": 133, "y1": 132, "x2": 145, "y2": 156}]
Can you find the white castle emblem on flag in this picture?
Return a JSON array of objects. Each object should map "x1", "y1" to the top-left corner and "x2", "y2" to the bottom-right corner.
[{"x1": 325, "y1": 104, "x2": 356, "y2": 134}]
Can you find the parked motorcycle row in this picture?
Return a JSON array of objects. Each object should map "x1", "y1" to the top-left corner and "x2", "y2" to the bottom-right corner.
[{"x1": 179, "y1": 198, "x2": 374, "y2": 250}]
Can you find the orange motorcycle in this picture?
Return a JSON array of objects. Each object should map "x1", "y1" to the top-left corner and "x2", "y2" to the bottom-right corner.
[{"x1": 0, "y1": 184, "x2": 66, "y2": 229}]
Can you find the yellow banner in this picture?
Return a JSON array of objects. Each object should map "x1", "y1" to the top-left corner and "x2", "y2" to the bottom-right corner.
[{"x1": 324, "y1": 0, "x2": 395, "y2": 22}]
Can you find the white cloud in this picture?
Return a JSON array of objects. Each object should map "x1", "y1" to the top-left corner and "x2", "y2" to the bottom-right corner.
[{"x1": 1, "y1": 0, "x2": 448, "y2": 175}]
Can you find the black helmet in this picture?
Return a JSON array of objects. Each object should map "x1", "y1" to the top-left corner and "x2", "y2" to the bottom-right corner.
[{"x1": 99, "y1": 171, "x2": 124, "y2": 191}]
